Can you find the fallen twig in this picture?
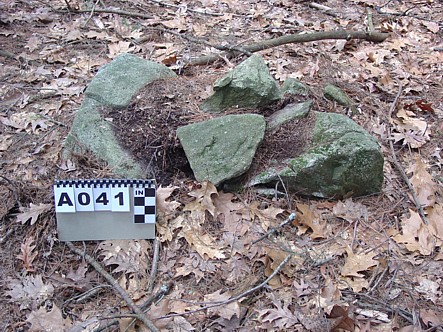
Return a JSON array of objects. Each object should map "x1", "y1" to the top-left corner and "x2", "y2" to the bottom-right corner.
[
  {"x1": 147, "y1": 0, "x2": 223, "y2": 17},
  {"x1": 187, "y1": 29, "x2": 389, "y2": 65},
  {"x1": 147, "y1": 237, "x2": 160, "y2": 293},
  {"x1": 386, "y1": 82, "x2": 429, "y2": 225},
  {"x1": 138, "y1": 27, "x2": 253, "y2": 57},
  {"x1": 66, "y1": 242, "x2": 160, "y2": 332},
  {"x1": 309, "y1": 2, "x2": 339, "y2": 17},
  {"x1": 64, "y1": 7, "x2": 155, "y2": 19},
  {"x1": 157, "y1": 254, "x2": 293, "y2": 320},
  {"x1": 251, "y1": 213, "x2": 297, "y2": 245}
]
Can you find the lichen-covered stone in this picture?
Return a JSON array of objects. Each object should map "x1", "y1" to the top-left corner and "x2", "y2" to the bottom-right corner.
[
  {"x1": 177, "y1": 114, "x2": 266, "y2": 185},
  {"x1": 200, "y1": 54, "x2": 280, "y2": 113},
  {"x1": 86, "y1": 53, "x2": 176, "y2": 108},
  {"x1": 267, "y1": 100, "x2": 312, "y2": 131},
  {"x1": 280, "y1": 78, "x2": 309, "y2": 96},
  {"x1": 65, "y1": 54, "x2": 176, "y2": 177},
  {"x1": 248, "y1": 112, "x2": 384, "y2": 198}
]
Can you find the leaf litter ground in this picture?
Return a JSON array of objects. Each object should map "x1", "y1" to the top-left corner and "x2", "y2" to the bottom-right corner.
[{"x1": 1, "y1": 0, "x2": 443, "y2": 331}]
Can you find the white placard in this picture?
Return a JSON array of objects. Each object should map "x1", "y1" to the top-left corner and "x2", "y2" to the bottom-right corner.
[
  {"x1": 74, "y1": 186, "x2": 95, "y2": 212},
  {"x1": 111, "y1": 186, "x2": 130, "y2": 212},
  {"x1": 93, "y1": 187, "x2": 112, "y2": 211},
  {"x1": 54, "y1": 186, "x2": 76, "y2": 213}
]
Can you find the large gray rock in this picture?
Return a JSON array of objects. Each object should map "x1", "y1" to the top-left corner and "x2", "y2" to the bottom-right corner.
[
  {"x1": 86, "y1": 53, "x2": 176, "y2": 108},
  {"x1": 200, "y1": 54, "x2": 280, "y2": 113},
  {"x1": 248, "y1": 112, "x2": 384, "y2": 198},
  {"x1": 64, "y1": 53, "x2": 176, "y2": 177},
  {"x1": 177, "y1": 114, "x2": 266, "y2": 185}
]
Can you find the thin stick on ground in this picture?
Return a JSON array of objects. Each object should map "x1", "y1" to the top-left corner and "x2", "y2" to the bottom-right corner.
[
  {"x1": 251, "y1": 213, "x2": 297, "y2": 245},
  {"x1": 386, "y1": 82, "x2": 429, "y2": 225},
  {"x1": 66, "y1": 242, "x2": 160, "y2": 332},
  {"x1": 187, "y1": 29, "x2": 389, "y2": 65},
  {"x1": 156, "y1": 254, "x2": 293, "y2": 320},
  {"x1": 147, "y1": 237, "x2": 160, "y2": 293}
]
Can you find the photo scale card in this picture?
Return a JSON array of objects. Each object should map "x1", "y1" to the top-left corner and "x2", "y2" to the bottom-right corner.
[{"x1": 53, "y1": 179, "x2": 156, "y2": 241}]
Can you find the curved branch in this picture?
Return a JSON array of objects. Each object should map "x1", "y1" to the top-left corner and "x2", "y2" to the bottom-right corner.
[{"x1": 188, "y1": 29, "x2": 389, "y2": 65}]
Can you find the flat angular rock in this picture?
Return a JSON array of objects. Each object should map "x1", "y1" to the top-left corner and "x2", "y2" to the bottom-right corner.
[
  {"x1": 200, "y1": 54, "x2": 280, "y2": 113},
  {"x1": 177, "y1": 114, "x2": 266, "y2": 185},
  {"x1": 249, "y1": 112, "x2": 384, "y2": 198},
  {"x1": 64, "y1": 54, "x2": 176, "y2": 177}
]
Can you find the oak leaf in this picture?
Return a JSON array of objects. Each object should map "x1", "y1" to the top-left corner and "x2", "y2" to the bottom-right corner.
[
  {"x1": 257, "y1": 293, "x2": 300, "y2": 329},
  {"x1": 340, "y1": 247, "x2": 378, "y2": 278},
  {"x1": 392, "y1": 209, "x2": 436, "y2": 255},
  {"x1": 16, "y1": 237, "x2": 38, "y2": 272},
  {"x1": 181, "y1": 227, "x2": 225, "y2": 259},
  {"x1": 296, "y1": 202, "x2": 326, "y2": 239},
  {"x1": 204, "y1": 289, "x2": 240, "y2": 320},
  {"x1": 185, "y1": 180, "x2": 218, "y2": 216},
  {"x1": 26, "y1": 305, "x2": 72, "y2": 332},
  {"x1": 16, "y1": 203, "x2": 52, "y2": 225},
  {"x1": 407, "y1": 156, "x2": 436, "y2": 207}
]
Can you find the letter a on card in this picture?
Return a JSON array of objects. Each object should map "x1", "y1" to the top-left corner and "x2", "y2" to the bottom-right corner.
[{"x1": 54, "y1": 186, "x2": 76, "y2": 213}]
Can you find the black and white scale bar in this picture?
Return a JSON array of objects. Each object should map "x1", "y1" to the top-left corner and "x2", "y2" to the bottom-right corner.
[{"x1": 133, "y1": 187, "x2": 156, "y2": 224}]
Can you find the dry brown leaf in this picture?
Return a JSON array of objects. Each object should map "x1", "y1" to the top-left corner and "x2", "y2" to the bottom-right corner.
[
  {"x1": 16, "y1": 203, "x2": 52, "y2": 225},
  {"x1": 391, "y1": 209, "x2": 436, "y2": 255},
  {"x1": 181, "y1": 227, "x2": 225, "y2": 259},
  {"x1": 185, "y1": 180, "x2": 218, "y2": 216},
  {"x1": 332, "y1": 198, "x2": 367, "y2": 221},
  {"x1": 6, "y1": 275, "x2": 54, "y2": 311},
  {"x1": 26, "y1": 305, "x2": 72, "y2": 332},
  {"x1": 17, "y1": 237, "x2": 38, "y2": 272},
  {"x1": 295, "y1": 202, "x2": 327, "y2": 239},
  {"x1": 407, "y1": 156, "x2": 436, "y2": 207},
  {"x1": 205, "y1": 289, "x2": 240, "y2": 320},
  {"x1": 156, "y1": 185, "x2": 181, "y2": 222},
  {"x1": 340, "y1": 247, "x2": 378, "y2": 278},
  {"x1": 248, "y1": 201, "x2": 285, "y2": 231},
  {"x1": 99, "y1": 240, "x2": 151, "y2": 273}
]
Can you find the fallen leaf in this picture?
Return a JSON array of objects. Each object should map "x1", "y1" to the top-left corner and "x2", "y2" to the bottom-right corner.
[
  {"x1": 5, "y1": 275, "x2": 54, "y2": 311},
  {"x1": 332, "y1": 198, "x2": 367, "y2": 221},
  {"x1": 295, "y1": 203, "x2": 327, "y2": 239},
  {"x1": 340, "y1": 247, "x2": 378, "y2": 278},
  {"x1": 205, "y1": 289, "x2": 240, "y2": 320},
  {"x1": 181, "y1": 227, "x2": 225, "y2": 259},
  {"x1": 407, "y1": 156, "x2": 436, "y2": 207},
  {"x1": 16, "y1": 237, "x2": 38, "y2": 272},
  {"x1": 16, "y1": 203, "x2": 52, "y2": 225},
  {"x1": 391, "y1": 209, "x2": 436, "y2": 255},
  {"x1": 26, "y1": 305, "x2": 72, "y2": 332}
]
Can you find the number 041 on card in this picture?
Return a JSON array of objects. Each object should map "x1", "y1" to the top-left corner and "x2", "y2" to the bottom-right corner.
[{"x1": 53, "y1": 179, "x2": 156, "y2": 241}]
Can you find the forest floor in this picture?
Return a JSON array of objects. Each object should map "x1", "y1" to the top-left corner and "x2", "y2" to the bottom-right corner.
[{"x1": 1, "y1": 0, "x2": 443, "y2": 331}]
